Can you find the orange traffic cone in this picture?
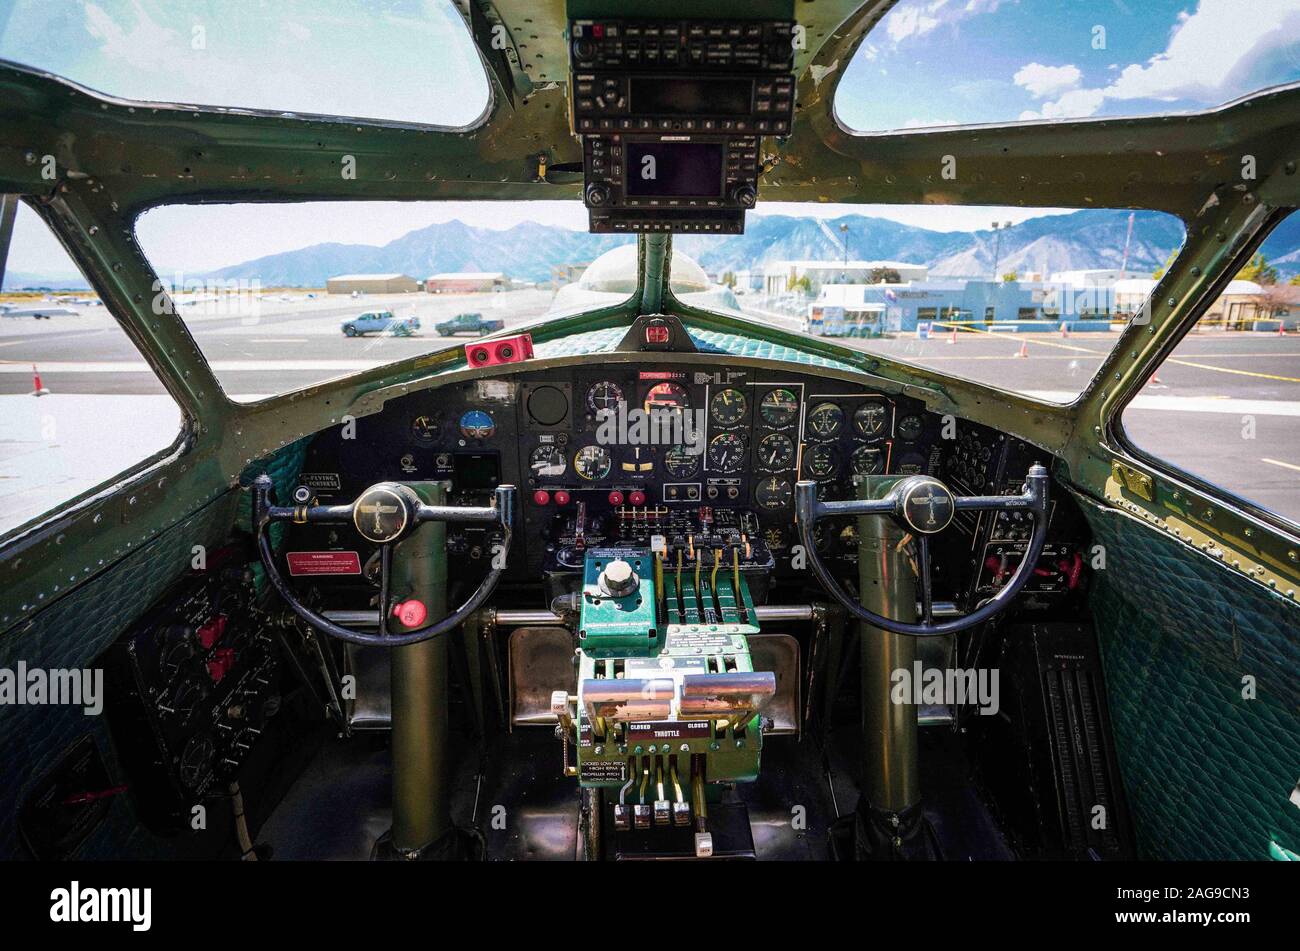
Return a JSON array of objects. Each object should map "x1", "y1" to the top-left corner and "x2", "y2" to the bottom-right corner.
[
  {"x1": 1014, "y1": 340, "x2": 1029, "y2": 358},
  {"x1": 1060, "y1": 322, "x2": 1070, "y2": 338},
  {"x1": 1148, "y1": 371, "x2": 1164, "y2": 387},
  {"x1": 947, "y1": 326, "x2": 958, "y2": 344},
  {"x1": 1278, "y1": 321, "x2": 1287, "y2": 336},
  {"x1": 31, "y1": 364, "x2": 49, "y2": 396}
]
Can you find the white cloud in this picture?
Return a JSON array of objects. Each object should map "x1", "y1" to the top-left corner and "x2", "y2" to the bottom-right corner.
[
  {"x1": 883, "y1": 0, "x2": 1009, "y2": 45},
  {"x1": 1103, "y1": 0, "x2": 1300, "y2": 103},
  {"x1": 1016, "y1": 0, "x2": 1300, "y2": 124},
  {"x1": 886, "y1": 7, "x2": 941, "y2": 43},
  {"x1": 1033, "y1": 87, "x2": 1107, "y2": 120},
  {"x1": 1013, "y1": 62, "x2": 1082, "y2": 98}
]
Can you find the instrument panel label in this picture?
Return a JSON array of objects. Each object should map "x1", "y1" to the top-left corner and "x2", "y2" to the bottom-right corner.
[
  {"x1": 627, "y1": 720, "x2": 712, "y2": 740},
  {"x1": 286, "y1": 551, "x2": 362, "y2": 576},
  {"x1": 299, "y1": 472, "x2": 341, "y2": 490}
]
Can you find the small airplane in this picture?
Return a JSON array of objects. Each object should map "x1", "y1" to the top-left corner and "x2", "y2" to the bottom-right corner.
[{"x1": 0, "y1": 302, "x2": 79, "y2": 319}]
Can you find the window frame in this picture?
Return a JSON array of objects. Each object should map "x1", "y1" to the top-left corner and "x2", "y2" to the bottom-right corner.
[
  {"x1": 1111, "y1": 206, "x2": 1300, "y2": 540},
  {"x1": 0, "y1": 196, "x2": 191, "y2": 544}
]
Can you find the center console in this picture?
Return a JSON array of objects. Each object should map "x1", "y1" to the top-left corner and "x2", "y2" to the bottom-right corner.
[{"x1": 570, "y1": 17, "x2": 797, "y2": 234}]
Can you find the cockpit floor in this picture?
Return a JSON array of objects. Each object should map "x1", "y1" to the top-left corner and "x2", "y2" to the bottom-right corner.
[{"x1": 256, "y1": 719, "x2": 1014, "y2": 861}]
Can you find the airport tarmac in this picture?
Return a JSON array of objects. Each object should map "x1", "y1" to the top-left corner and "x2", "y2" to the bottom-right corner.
[{"x1": 1, "y1": 289, "x2": 1298, "y2": 531}]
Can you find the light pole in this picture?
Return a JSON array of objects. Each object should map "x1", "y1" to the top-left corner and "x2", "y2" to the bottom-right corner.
[
  {"x1": 840, "y1": 222, "x2": 849, "y2": 281},
  {"x1": 990, "y1": 220, "x2": 1011, "y2": 281}
]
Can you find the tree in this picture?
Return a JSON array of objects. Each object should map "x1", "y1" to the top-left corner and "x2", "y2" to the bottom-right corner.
[
  {"x1": 1001, "y1": 271, "x2": 1018, "y2": 283},
  {"x1": 1152, "y1": 250, "x2": 1177, "y2": 279},
  {"x1": 786, "y1": 274, "x2": 812, "y2": 295},
  {"x1": 1289, "y1": 273, "x2": 1300, "y2": 286},
  {"x1": 1237, "y1": 252, "x2": 1278, "y2": 285},
  {"x1": 720, "y1": 270, "x2": 737, "y2": 288}
]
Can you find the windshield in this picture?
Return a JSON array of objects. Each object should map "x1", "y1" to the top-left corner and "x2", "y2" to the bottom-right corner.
[
  {"x1": 837, "y1": 0, "x2": 1300, "y2": 131},
  {"x1": 127, "y1": 201, "x2": 1294, "y2": 404},
  {"x1": 0, "y1": 0, "x2": 489, "y2": 126}
]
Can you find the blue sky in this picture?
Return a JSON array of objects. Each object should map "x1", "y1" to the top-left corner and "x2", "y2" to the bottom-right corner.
[
  {"x1": 839, "y1": 0, "x2": 1300, "y2": 129},
  {"x1": 4, "y1": 0, "x2": 1300, "y2": 275}
]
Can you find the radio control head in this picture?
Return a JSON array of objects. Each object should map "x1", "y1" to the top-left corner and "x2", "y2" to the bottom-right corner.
[{"x1": 585, "y1": 183, "x2": 611, "y2": 207}]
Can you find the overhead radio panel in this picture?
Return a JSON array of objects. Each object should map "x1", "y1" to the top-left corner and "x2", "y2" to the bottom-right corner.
[{"x1": 569, "y1": 18, "x2": 797, "y2": 235}]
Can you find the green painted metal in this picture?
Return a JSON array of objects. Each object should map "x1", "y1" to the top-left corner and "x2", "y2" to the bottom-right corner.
[
  {"x1": 578, "y1": 548, "x2": 661, "y2": 656},
  {"x1": 1, "y1": 0, "x2": 1298, "y2": 654},
  {"x1": 388, "y1": 482, "x2": 452, "y2": 853},
  {"x1": 856, "y1": 475, "x2": 920, "y2": 813}
]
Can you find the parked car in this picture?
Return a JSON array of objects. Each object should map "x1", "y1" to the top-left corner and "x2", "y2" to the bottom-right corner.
[
  {"x1": 434, "y1": 312, "x2": 505, "y2": 336},
  {"x1": 340, "y1": 311, "x2": 420, "y2": 337}
]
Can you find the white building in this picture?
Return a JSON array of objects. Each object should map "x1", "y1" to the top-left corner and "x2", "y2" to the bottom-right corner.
[{"x1": 763, "y1": 260, "x2": 929, "y2": 296}]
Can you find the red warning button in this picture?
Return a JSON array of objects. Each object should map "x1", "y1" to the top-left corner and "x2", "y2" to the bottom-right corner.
[{"x1": 286, "y1": 551, "x2": 362, "y2": 576}]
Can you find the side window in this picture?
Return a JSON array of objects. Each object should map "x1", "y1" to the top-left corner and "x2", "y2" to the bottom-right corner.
[
  {"x1": 0, "y1": 198, "x2": 183, "y2": 537},
  {"x1": 1122, "y1": 210, "x2": 1300, "y2": 526}
]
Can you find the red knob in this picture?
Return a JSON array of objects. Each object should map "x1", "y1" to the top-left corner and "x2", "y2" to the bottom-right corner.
[
  {"x1": 608, "y1": 491, "x2": 624, "y2": 505},
  {"x1": 629, "y1": 490, "x2": 647, "y2": 506},
  {"x1": 391, "y1": 599, "x2": 428, "y2": 628},
  {"x1": 553, "y1": 490, "x2": 571, "y2": 505},
  {"x1": 532, "y1": 490, "x2": 550, "y2": 506}
]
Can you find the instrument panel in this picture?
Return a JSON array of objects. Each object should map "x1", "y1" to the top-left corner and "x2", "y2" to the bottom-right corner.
[{"x1": 290, "y1": 360, "x2": 1088, "y2": 607}]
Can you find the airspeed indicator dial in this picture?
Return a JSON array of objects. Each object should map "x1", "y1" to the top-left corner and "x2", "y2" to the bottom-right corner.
[{"x1": 573, "y1": 445, "x2": 612, "y2": 481}]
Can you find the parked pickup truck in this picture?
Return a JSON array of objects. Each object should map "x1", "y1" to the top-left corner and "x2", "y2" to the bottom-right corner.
[
  {"x1": 340, "y1": 311, "x2": 420, "y2": 337},
  {"x1": 434, "y1": 312, "x2": 505, "y2": 336}
]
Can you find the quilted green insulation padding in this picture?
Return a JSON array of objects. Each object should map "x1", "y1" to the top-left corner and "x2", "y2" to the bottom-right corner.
[
  {"x1": 529, "y1": 324, "x2": 860, "y2": 372},
  {"x1": 235, "y1": 437, "x2": 310, "y2": 530},
  {"x1": 1078, "y1": 495, "x2": 1300, "y2": 860},
  {"x1": 0, "y1": 493, "x2": 239, "y2": 858}
]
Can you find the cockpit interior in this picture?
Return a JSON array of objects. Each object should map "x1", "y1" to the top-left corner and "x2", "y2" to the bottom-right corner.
[{"x1": 0, "y1": 0, "x2": 1297, "y2": 878}]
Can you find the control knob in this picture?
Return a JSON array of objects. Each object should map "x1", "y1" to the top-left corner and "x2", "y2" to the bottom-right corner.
[{"x1": 598, "y1": 559, "x2": 640, "y2": 598}]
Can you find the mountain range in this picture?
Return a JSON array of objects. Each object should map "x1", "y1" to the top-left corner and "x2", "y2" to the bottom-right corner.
[
  {"x1": 200, "y1": 208, "x2": 1300, "y2": 287},
  {"x1": 8, "y1": 209, "x2": 1299, "y2": 291}
]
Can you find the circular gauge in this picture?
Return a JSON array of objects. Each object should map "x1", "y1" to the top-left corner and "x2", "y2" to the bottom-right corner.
[
  {"x1": 529, "y1": 446, "x2": 567, "y2": 479},
  {"x1": 707, "y1": 432, "x2": 747, "y2": 472},
  {"x1": 410, "y1": 412, "x2": 442, "y2": 444},
  {"x1": 807, "y1": 402, "x2": 845, "y2": 439},
  {"x1": 854, "y1": 402, "x2": 889, "y2": 438},
  {"x1": 644, "y1": 381, "x2": 690, "y2": 413},
  {"x1": 755, "y1": 477, "x2": 793, "y2": 510},
  {"x1": 709, "y1": 388, "x2": 748, "y2": 426},
  {"x1": 806, "y1": 444, "x2": 839, "y2": 478},
  {"x1": 760, "y1": 388, "x2": 799, "y2": 426},
  {"x1": 852, "y1": 445, "x2": 886, "y2": 476},
  {"x1": 458, "y1": 409, "x2": 495, "y2": 440},
  {"x1": 158, "y1": 638, "x2": 194, "y2": 680},
  {"x1": 573, "y1": 445, "x2": 612, "y2": 481},
  {"x1": 527, "y1": 385, "x2": 569, "y2": 426},
  {"x1": 757, "y1": 433, "x2": 794, "y2": 470},
  {"x1": 586, "y1": 381, "x2": 624, "y2": 414},
  {"x1": 663, "y1": 445, "x2": 700, "y2": 478},
  {"x1": 178, "y1": 733, "x2": 215, "y2": 790},
  {"x1": 897, "y1": 414, "x2": 924, "y2": 441},
  {"x1": 171, "y1": 679, "x2": 209, "y2": 723}
]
